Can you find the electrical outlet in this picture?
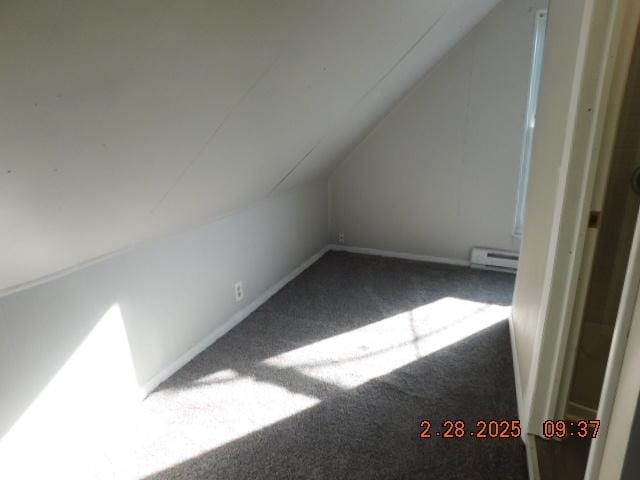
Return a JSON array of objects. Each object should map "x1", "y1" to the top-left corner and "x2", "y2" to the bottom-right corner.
[
  {"x1": 338, "y1": 232, "x2": 345, "y2": 244},
  {"x1": 234, "y1": 281, "x2": 244, "y2": 302}
]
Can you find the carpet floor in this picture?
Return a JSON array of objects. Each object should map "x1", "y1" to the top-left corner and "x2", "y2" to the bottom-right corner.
[{"x1": 98, "y1": 251, "x2": 527, "y2": 479}]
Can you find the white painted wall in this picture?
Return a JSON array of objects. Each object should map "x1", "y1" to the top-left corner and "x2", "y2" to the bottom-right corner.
[
  {"x1": 328, "y1": 0, "x2": 547, "y2": 262},
  {"x1": 0, "y1": 0, "x2": 500, "y2": 292},
  {"x1": 0, "y1": 181, "x2": 328, "y2": 442}
]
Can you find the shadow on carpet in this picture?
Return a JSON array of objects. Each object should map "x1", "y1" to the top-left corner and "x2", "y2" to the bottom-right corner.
[{"x1": 142, "y1": 252, "x2": 526, "y2": 479}]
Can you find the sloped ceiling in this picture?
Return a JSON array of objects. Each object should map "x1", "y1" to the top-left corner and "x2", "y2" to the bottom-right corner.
[{"x1": 0, "y1": 0, "x2": 499, "y2": 292}]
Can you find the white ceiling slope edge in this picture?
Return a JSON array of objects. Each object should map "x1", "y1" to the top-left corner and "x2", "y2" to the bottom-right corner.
[{"x1": 0, "y1": 0, "x2": 499, "y2": 292}]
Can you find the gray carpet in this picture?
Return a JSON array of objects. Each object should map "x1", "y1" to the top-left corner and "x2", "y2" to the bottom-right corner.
[{"x1": 128, "y1": 251, "x2": 526, "y2": 479}]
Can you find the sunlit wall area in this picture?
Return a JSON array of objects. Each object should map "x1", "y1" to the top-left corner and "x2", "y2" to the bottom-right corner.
[
  {"x1": 0, "y1": 305, "x2": 138, "y2": 479},
  {"x1": 0, "y1": 182, "x2": 328, "y2": 477},
  {"x1": 0, "y1": 295, "x2": 508, "y2": 479}
]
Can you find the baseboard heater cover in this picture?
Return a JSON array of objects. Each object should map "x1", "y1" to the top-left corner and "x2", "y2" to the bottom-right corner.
[{"x1": 470, "y1": 247, "x2": 519, "y2": 273}]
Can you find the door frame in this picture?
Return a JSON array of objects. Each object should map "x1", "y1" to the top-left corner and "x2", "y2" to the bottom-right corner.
[
  {"x1": 524, "y1": 0, "x2": 640, "y2": 435},
  {"x1": 555, "y1": 0, "x2": 640, "y2": 420},
  {"x1": 585, "y1": 205, "x2": 640, "y2": 478}
]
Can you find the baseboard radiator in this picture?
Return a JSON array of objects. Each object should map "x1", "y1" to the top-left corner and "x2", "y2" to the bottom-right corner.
[{"x1": 470, "y1": 247, "x2": 519, "y2": 273}]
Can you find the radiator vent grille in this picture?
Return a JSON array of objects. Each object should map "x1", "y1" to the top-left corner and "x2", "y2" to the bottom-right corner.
[{"x1": 470, "y1": 247, "x2": 519, "y2": 273}]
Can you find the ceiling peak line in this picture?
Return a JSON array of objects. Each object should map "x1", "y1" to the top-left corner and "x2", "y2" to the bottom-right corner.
[
  {"x1": 269, "y1": 5, "x2": 450, "y2": 193},
  {"x1": 148, "y1": 47, "x2": 285, "y2": 216},
  {"x1": 353, "y1": 6, "x2": 448, "y2": 112},
  {"x1": 269, "y1": 143, "x2": 320, "y2": 196}
]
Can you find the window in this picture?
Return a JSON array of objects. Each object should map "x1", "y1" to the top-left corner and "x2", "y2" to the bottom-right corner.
[{"x1": 514, "y1": 10, "x2": 548, "y2": 237}]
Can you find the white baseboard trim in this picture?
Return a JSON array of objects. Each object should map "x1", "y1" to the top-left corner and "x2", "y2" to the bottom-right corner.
[
  {"x1": 328, "y1": 244, "x2": 470, "y2": 267},
  {"x1": 510, "y1": 315, "x2": 539, "y2": 480},
  {"x1": 508, "y1": 314, "x2": 525, "y2": 425},
  {"x1": 525, "y1": 434, "x2": 541, "y2": 480},
  {"x1": 138, "y1": 245, "x2": 330, "y2": 397}
]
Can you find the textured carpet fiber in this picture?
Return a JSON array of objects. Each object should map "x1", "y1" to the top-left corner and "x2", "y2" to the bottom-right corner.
[{"x1": 100, "y1": 252, "x2": 527, "y2": 479}]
